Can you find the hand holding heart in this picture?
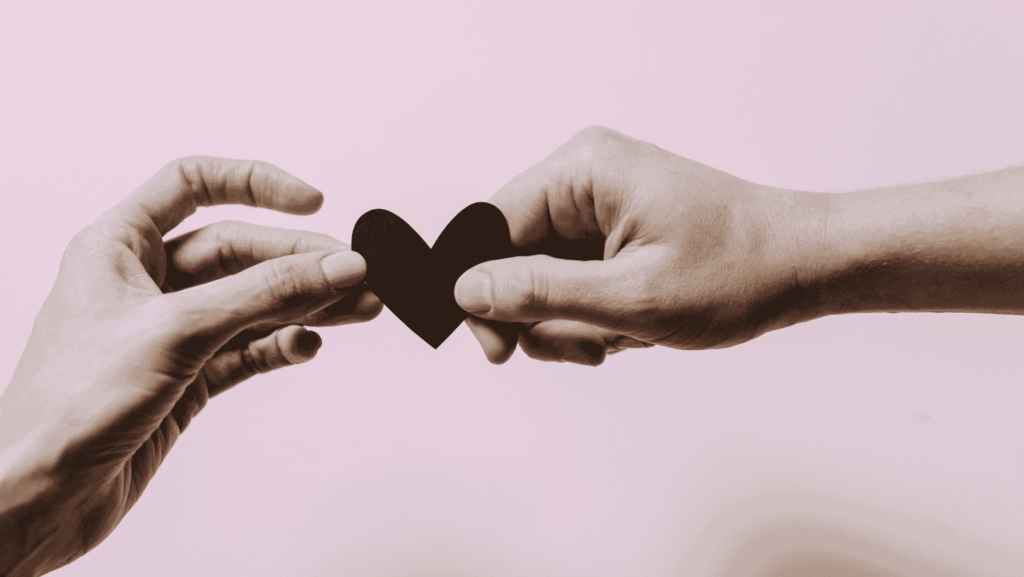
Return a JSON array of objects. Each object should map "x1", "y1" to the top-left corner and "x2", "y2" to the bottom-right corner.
[
  {"x1": 452, "y1": 126, "x2": 826, "y2": 365},
  {"x1": 349, "y1": 125, "x2": 824, "y2": 365}
]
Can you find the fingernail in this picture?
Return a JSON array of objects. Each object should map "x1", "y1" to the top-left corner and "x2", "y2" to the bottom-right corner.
[
  {"x1": 321, "y1": 251, "x2": 365, "y2": 288},
  {"x1": 455, "y1": 271, "x2": 492, "y2": 313}
]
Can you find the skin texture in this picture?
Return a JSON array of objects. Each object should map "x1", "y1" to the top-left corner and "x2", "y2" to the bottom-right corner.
[
  {"x1": 455, "y1": 126, "x2": 1024, "y2": 365},
  {"x1": 0, "y1": 158, "x2": 382, "y2": 577}
]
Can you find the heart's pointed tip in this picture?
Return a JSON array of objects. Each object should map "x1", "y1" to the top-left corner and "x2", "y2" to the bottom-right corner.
[
  {"x1": 424, "y1": 332, "x2": 452, "y2": 349},
  {"x1": 355, "y1": 203, "x2": 510, "y2": 350},
  {"x1": 416, "y1": 329, "x2": 449, "y2": 349}
]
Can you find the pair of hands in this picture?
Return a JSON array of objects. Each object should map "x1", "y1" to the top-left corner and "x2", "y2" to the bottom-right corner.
[{"x1": 0, "y1": 127, "x2": 817, "y2": 575}]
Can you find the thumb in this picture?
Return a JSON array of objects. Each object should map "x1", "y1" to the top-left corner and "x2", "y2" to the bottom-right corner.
[
  {"x1": 454, "y1": 254, "x2": 641, "y2": 329},
  {"x1": 167, "y1": 250, "x2": 366, "y2": 346}
]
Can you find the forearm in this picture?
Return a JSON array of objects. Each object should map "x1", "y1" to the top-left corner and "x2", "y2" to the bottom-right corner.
[
  {"x1": 811, "y1": 165, "x2": 1024, "y2": 316},
  {"x1": 0, "y1": 462, "x2": 66, "y2": 577},
  {"x1": 1, "y1": 396, "x2": 88, "y2": 577}
]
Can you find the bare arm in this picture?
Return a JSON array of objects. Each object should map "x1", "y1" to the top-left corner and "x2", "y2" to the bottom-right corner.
[
  {"x1": 454, "y1": 126, "x2": 1024, "y2": 364},
  {"x1": 811, "y1": 165, "x2": 1024, "y2": 316}
]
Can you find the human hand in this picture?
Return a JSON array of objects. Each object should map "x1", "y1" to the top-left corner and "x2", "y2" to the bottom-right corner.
[
  {"x1": 0, "y1": 158, "x2": 381, "y2": 576},
  {"x1": 454, "y1": 126, "x2": 826, "y2": 365}
]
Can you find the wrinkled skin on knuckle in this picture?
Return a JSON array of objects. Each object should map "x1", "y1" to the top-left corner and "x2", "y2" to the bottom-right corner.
[
  {"x1": 211, "y1": 221, "x2": 248, "y2": 276},
  {"x1": 296, "y1": 230, "x2": 346, "y2": 252},
  {"x1": 541, "y1": 127, "x2": 634, "y2": 238},
  {"x1": 242, "y1": 340, "x2": 279, "y2": 375},
  {"x1": 244, "y1": 160, "x2": 284, "y2": 207},
  {"x1": 248, "y1": 159, "x2": 272, "y2": 186},
  {"x1": 254, "y1": 260, "x2": 309, "y2": 313},
  {"x1": 497, "y1": 264, "x2": 548, "y2": 319},
  {"x1": 169, "y1": 156, "x2": 214, "y2": 206},
  {"x1": 537, "y1": 156, "x2": 597, "y2": 240}
]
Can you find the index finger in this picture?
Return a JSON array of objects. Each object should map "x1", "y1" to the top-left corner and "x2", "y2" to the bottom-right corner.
[
  {"x1": 488, "y1": 126, "x2": 637, "y2": 250},
  {"x1": 121, "y1": 156, "x2": 324, "y2": 234}
]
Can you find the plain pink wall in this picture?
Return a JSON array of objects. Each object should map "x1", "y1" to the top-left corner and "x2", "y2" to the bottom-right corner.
[{"x1": 1, "y1": 1, "x2": 1022, "y2": 575}]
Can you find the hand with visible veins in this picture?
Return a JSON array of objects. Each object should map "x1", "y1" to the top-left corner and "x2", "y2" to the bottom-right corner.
[
  {"x1": 0, "y1": 158, "x2": 382, "y2": 576},
  {"x1": 455, "y1": 126, "x2": 1024, "y2": 365}
]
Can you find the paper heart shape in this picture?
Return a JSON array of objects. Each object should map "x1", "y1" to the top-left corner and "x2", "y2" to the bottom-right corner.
[{"x1": 352, "y1": 202, "x2": 514, "y2": 348}]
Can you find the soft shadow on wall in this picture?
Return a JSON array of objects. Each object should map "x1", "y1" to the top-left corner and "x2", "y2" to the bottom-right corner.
[{"x1": 686, "y1": 492, "x2": 1020, "y2": 577}]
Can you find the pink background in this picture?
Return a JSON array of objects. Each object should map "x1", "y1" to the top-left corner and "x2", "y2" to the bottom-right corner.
[{"x1": 2, "y1": 1, "x2": 1023, "y2": 575}]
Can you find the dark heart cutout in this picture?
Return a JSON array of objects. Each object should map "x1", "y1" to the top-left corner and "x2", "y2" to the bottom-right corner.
[{"x1": 352, "y1": 202, "x2": 514, "y2": 348}]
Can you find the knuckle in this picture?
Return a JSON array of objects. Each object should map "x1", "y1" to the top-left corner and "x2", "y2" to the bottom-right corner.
[
  {"x1": 306, "y1": 231, "x2": 348, "y2": 252},
  {"x1": 290, "y1": 229, "x2": 345, "y2": 254},
  {"x1": 569, "y1": 125, "x2": 632, "y2": 158},
  {"x1": 547, "y1": 126, "x2": 628, "y2": 196},
  {"x1": 499, "y1": 264, "x2": 549, "y2": 317},
  {"x1": 572, "y1": 125, "x2": 617, "y2": 144},
  {"x1": 243, "y1": 341, "x2": 279, "y2": 375},
  {"x1": 166, "y1": 156, "x2": 203, "y2": 182},
  {"x1": 569, "y1": 125, "x2": 652, "y2": 168},
  {"x1": 256, "y1": 261, "x2": 304, "y2": 308},
  {"x1": 169, "y1": 156, "x2": 213, "y2": 205},
  {"x1": 244, "y1": 160, "x2": 270, "y2": 201},
  {"x1": 62, "y1": 226, "x2": 98, "y2": 259},
  {"x1": 249, "y1": 159, "x2": 273, "y2": 183},
  {"x1": 211, "y1": 221, "x2": 248, "y2": 275}
]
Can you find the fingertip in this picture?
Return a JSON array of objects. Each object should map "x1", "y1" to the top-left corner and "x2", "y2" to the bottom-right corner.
[
  {"x1": 455, "y1": 270, "x2": 493, "y2": 315},
  {"x1": 265, "y1": 163, "x2": 325, "y2": 215},
  {"x1": 519, "y1": 320, "x2": 607, "y2": 366},
  {"x1": 282, "y1": 191, "x2": 323, "y2": 216},
  {"x1": 570, "y1": 340, "x2": 606, "y2": 366},
  {"x1": 558, "y1": 346, "x2": 604, "y2": 366},
  {"x1": 353, "y1": 290, "x2": 384, "y2": 321},
  {"x1": 279, "y1": 326, "x2": 321, "y2": 365},
  {"x1": 564, "y1": 354, "x2": 604, "y2": 366},
  {"x1": 301, "y1": 190, "x2": 326, "y2": 215},
  {"x1": 466, "y1": 317, "x2": 517, "y2": 365},
  {"x1": 296, "y1": 329, "x2": 323, "y2": 358}
]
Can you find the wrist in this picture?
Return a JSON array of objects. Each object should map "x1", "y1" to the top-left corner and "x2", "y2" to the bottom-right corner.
[
  {"x1": 813, "y1": 166, "x2": 1024, "y2": 316},
  {"x1": 0, "y1": 395, "x2": 80, "y2": 577},
  {"x1": 754, "y1": 184, "x2": 835, "y2": 328},
  {"x1": 0, "y1": 458, "x2": 61, "y2": 577}
]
